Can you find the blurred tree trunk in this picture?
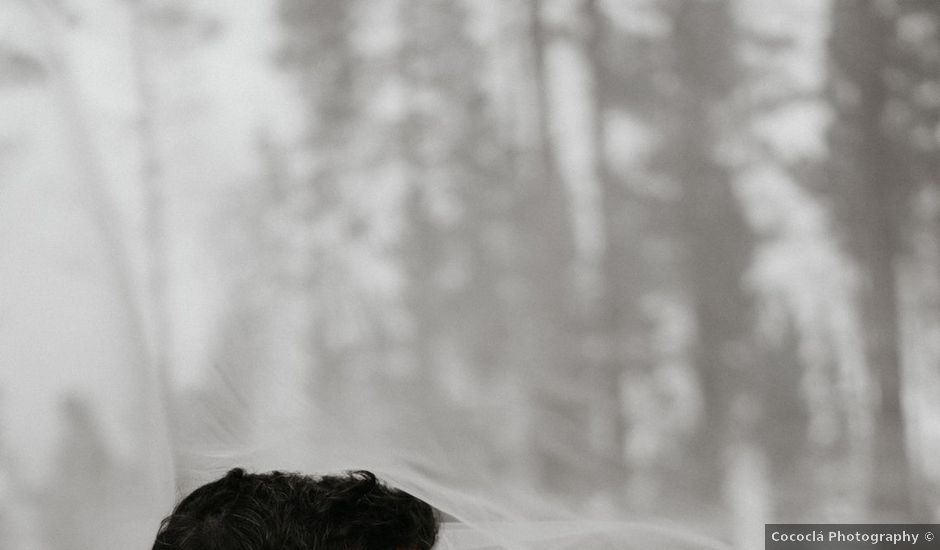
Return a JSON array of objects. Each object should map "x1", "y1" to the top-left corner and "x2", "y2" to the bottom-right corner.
[
  {"x1": 580, "y1": 0, "x2": 646, "y2": 495},
  {"x1": 398, "y1": 1, "x2": 511, "y2": 439},
  {"x1": 399, "y1": 0, "x2": 439, "y2": 382},
  {"x1": 670, "y1": 0, "x2": 759, "y2": 502},
  {"x1": 828, "y1": 0, "x2": 912, "y2": 517},
  {"x1": 279, "y1": 0, "x2": 358, "y2": 404},
  {"x1": 510, "y1": 0, "x2": 585, "y2": 495},
  {"x1": 883, "y1": 1, "x2": 940, "y2": 517}
]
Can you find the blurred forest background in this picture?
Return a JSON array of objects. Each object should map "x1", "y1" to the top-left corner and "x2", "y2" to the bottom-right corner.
[{"x1": 2, "y1": 0, "x2": 940, "y2": 548}]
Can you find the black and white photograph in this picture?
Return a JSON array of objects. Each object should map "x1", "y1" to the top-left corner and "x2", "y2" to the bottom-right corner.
[{"x1": 1, "y1": 1, "x2": 939, "y2": 548}]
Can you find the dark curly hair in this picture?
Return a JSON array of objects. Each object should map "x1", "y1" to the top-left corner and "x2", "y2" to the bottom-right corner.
[{"x1": 152, "y1": 468, "x2": 440, "y2": 550}]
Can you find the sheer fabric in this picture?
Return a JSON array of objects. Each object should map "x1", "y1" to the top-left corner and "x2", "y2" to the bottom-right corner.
[{"x1": 0, "y1": 2, "x2": 730, "y2": 549}]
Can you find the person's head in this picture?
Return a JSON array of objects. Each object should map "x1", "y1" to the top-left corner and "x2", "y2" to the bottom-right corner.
[{"x1": 152, "y1": 468, "x2": 439, "y2": 550}]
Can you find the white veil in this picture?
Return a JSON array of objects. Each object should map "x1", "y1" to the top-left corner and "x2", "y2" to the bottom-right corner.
[{"x1": 0, "y1": 2, "x2": 732, "y2": 549}]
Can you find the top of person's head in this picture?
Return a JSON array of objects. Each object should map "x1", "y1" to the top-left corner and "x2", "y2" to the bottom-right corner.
[{"x1": 152, "y1": 468, "x2": 440, "y2": 550}]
